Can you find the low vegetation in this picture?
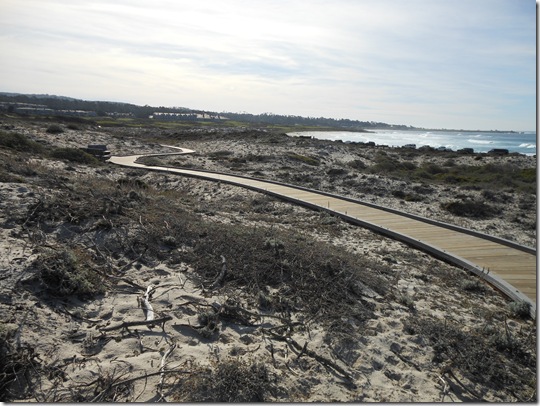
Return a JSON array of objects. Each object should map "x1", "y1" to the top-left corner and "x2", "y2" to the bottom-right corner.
[
  {"x1": 28, "y1": 248, "x2": 105, "y2": 299},
  {"x1": 367, "y1": 153, "x2": 535, "y2": 193},
  {"x1": 0, "y1": 118, "x2": 535, "y2": 402},
  {"x1": 441, "y1": 199, "x2": 501, "y2": 219},
  {"x1": 507, "y1": 300, "x2": 532, "y2": 319},
  {"x1": 45, "y1": 124, "x2": 64, "y2": 134},
  {"x1": 286, "y1": 152, "x2": 320, "y2": 166},
  {"x1": 0, "y1": 131, "x2": 45, "y2": 153},
  {"x1": 172, "y1": 359, "x2": 274, "y2": 402},
  {"x1": 49, "y1": 147, "x2": 100, "y2": 164},
  {"x1": 403, "y1": 316, "x2": 536, "y2": 401}
]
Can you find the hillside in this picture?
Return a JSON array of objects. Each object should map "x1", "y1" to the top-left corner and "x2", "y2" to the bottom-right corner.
[{"x1": 0, "y1": 92, "x2": 412, "y2": 129}]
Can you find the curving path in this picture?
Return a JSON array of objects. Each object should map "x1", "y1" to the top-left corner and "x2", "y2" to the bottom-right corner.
[{"x1": 109, "y1": 146, "x2": 537, "y2": 317}]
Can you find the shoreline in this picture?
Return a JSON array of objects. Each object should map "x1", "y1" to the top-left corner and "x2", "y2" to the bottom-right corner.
[{"x1": 288, "y1": 129, "x2": 536, "y2": 155}]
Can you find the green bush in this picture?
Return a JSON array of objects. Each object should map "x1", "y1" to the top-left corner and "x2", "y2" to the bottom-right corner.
[
  {"x1": 46, "y1": 124, "x2": 64, "y2": 134},
  {"x1": 0, "y1": 131, "x2": 45, "y2": 153},
  {"x1": 507, "y1": 300, "x2": 531, "y2": 319},
  {"x1": 392, "y1": 190, "x2": 424, "y2": 202},
  {"x1": 460, "y1": 278, "x2": 486, "y2": 292},
  {"x1": 348, "y1": 159, "x2": 366, "y2": 170},
  {"x1": 49, "y1": 147, "x2": 100, "y2": 164},
  {"x1": 369, "y1": 155, "x2": 417, "y2": 174},
  {"x1": 139, "y1": 156, "x2": 164, "y2": 166},
  {"x1": 365, "y1": 156, "x2": 535, "y2": 192},
  {"x1": 327, "y1": 168, "x2": 348, "y2": 176},
  {"x1": 441, "y1": 200, "x2": 500, "y2": 219},
  {"x1": 286, "y1": 153, "x2": 320, "y2": 166},
  {"x1": 518, "y1": 168, "x2": 536, "y2": 183}
]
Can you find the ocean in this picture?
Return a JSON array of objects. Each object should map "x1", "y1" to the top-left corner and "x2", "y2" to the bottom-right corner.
[{"x1": 288, "y1": 129, "x2": 537, "y2": 156}]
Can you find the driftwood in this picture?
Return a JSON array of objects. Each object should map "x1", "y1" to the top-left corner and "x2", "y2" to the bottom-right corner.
[
  {"x1": 157, "y1": 343, "x2": 177, "y2": 401},
  {"x1": 100, "y1": 316, "x2": 173, "y2": 332},
  {"x1": 141, "y1": 285, "x2": 156, "y2": 321}
]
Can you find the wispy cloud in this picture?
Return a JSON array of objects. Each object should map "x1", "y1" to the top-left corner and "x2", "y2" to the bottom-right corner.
[{"x1": 0, "y1": 0, "x2": 535, "y2": 129}]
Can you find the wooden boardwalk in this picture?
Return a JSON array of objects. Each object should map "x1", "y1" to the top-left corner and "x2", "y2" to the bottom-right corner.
[{"x1": 109, "y1": 150, "x2": 537, "y2": 315}]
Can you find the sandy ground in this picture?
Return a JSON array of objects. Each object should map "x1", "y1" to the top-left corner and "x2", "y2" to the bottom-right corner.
[{"x1": 0, "y1": 119, "x2": 536, "y2": 402}]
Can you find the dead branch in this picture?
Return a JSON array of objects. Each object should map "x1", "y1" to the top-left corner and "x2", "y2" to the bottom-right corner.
[
  {"x1": 264, "y1": 328, "x2": 352, "y2": 381},
  {"x1": 296, "y1": 341, "x2": 308, "y2": 360},
  {"x1": 107, "y1": 275, "x2": 145, "y2": 291},
  {"x1": 214, "y1": 301, "x2": 301, "y2": 328},
  {"x1": 118, "y1": 248, "x2": 148, "y2": 274},
  {"x1": 389, "y1": 347, "x2": 422, "y2": 372},
  {"x1": 58, "y1": 305, "x2": 101, "y2": 325},
  {"x1": 438, "y1": 375, "x2": 453, "y2": 402},
  {"x1": 100, "y1": 316, "x2": 173, "y2": 332},
  {"x1": 444, "y1": 369, "x2": 483, "y2": 401}
]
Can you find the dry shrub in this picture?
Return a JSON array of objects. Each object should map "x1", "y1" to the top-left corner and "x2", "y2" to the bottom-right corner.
[
  {"x1": 404, "y1": 316, "x2": 536, "y2": 400},
  {"x1": 0, "y1": 324, "x2": 41, "y2": 401},
  {"x1": 21, "y1": 176, "x2": 147, "y2": 233},
  {"x1": 0, "y1": 345, "x2": 40, "y2": 401},
  {"x1": 29, "y1": 248, "x2": 105, "y2": 300},
  {"x1": 186, "y1": 219, "x2": 388, "y2": 324},
  {"x1": 172, "y1": 359, "x2": 274, "y2": 402},
  {"x1": 460, "y1": 278, "x2": 486, "y2": 293},
  {"x1": 124, "y1": 186, "x2": 389, "y2": 326}
]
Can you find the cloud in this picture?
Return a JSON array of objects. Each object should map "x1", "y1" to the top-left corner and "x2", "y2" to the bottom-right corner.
[{"x1": 0, "y1": 0, "x2": 535, "y2": 130}]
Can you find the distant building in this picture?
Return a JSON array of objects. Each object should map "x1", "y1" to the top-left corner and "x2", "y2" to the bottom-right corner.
[
  {"x1": 15, "y1": 106, "x2": 56, "y2": 115},
  {"x1": 150, "y1": 112, "x2": 229, "y2": 121},
  {"x1": 402, "y1": 144, "x2": 416, "y2": 149},
  {"x1": 57, "y1": 110, "x2": 97, "y2": 117},
  {"x1": 106, "y1": 112, "x2": 134, "y2": 118}
]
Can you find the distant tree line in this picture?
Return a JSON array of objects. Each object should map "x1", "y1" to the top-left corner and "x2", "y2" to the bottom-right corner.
[
  {"x1": 222, "y1": 112, "x2": 413, "y2": 129},
  {"x1": 0, "y1": 93, "x2": 414, "y2": 129}
]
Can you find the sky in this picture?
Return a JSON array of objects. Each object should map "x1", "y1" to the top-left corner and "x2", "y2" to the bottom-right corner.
[{"x1": 0, "y1": 0, "x2": 536, "y2": 130}]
